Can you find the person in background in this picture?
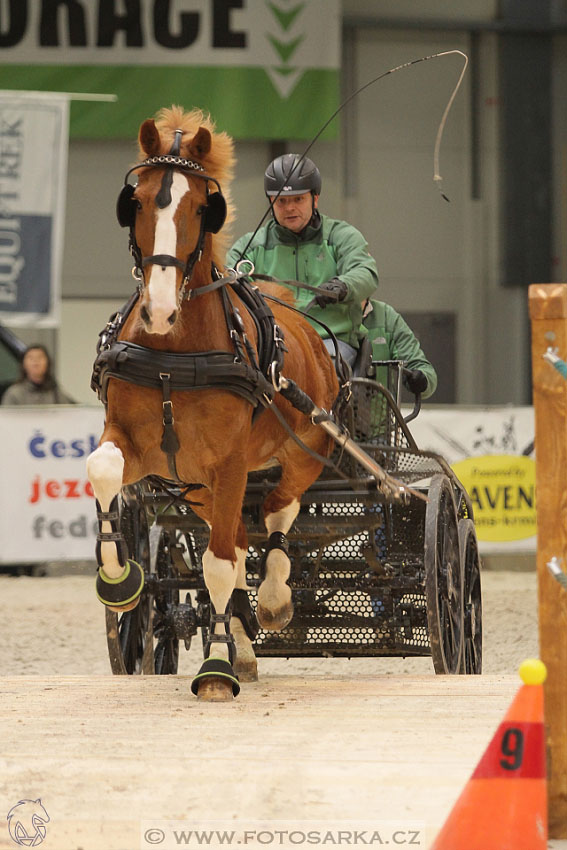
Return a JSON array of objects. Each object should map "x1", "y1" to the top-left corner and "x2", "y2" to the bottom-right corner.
[
  {"x1": 226, "y1": 153, "x2": 379, "y2": 366},
  {"x1": 2, "y1": 344, "x2": 74, "y2": 405},
  {"x1": 362, "y1": 298, "x2": 437, "y2": 399}
]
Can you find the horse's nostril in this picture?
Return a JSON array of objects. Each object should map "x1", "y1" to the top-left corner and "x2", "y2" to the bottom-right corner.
[
  {"x1": 167, "y1": 310, "x2": 177, "y2": 326},
  {"x1": 140, "y1": 305, "x2": 151, "y2": 325}
]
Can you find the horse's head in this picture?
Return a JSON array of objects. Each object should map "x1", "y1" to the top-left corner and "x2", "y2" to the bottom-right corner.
[{"x1": 117, "y1": 107, "x2": 234, "y2": 335}]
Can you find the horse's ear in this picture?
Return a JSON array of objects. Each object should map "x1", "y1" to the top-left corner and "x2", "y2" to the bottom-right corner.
[
  {"x1": 139, "y1": 119, "x2": 161, "y2": 156},
  {"x1": 189, "y1": 127, "x2": 211, "y2": 159}
]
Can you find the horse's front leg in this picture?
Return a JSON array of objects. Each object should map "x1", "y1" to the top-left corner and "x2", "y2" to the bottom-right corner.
[
  {"x1": 86, "y1": 438, "x2": 144, "y2": 612},
  {"x1": 231, "y1": 519, "x2": 259, "y2": 682},
  {"x1": 190, "y1": 466, "x2": 248, "y2": 701}
]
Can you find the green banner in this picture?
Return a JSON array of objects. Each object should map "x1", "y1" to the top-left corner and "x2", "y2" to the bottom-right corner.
[
  {"x1": 0, "y1": 1, "x2": 340, "y2": 140},
  {"x1": 0, "y1": 65, "x2": 338, "y2": 140}
]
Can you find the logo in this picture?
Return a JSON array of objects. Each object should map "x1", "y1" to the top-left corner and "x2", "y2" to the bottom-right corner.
[
  {"x1": 452, "y1": 454, "x2": 536, "y2": 542},
  {"x1": 7, "y1": 799, "x2": 50, "y2": 847}
]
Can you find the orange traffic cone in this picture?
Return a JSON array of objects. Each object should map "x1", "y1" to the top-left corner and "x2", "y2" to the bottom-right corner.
[{"x1": 430, "y1": 658, "x2": 547, "y2": 850}]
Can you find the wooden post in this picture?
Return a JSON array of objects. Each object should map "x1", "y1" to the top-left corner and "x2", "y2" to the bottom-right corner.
[{"x1": 529, "y1": 283, "x2": 567, "y2": 838}]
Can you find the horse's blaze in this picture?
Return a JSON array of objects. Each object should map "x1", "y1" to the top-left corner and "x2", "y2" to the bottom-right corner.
[{"x1": 144, "y1": 172, "x2": 190, "y2": 335}]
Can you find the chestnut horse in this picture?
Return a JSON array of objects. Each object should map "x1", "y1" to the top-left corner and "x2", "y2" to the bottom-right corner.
[{"x1": 87, "y1": 107, "x2": 338, "y2": 700}]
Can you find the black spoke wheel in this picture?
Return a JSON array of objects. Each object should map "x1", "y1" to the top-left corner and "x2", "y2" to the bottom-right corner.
[
  {"x1": 105, "y1": 486, "x2": 180, "y2": 675},
  {"x1": 458, "y1": 518, "x2": 482, "y2": 674},
  {"x1": 424, "y1": 474, "x2": 464, "y2": 674},
  {"x1": 152, "y1": 529, "x2": 180, "y2": 675}
]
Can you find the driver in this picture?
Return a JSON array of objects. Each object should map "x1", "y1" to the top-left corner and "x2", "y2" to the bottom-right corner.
[{"x1": 226, "y1": 153, "x2": 379, "y2": 368}]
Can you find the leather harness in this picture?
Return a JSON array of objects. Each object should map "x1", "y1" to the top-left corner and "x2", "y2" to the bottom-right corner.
[{"x1": 91, "y1": 269, "x2": 286, "y2": 482}]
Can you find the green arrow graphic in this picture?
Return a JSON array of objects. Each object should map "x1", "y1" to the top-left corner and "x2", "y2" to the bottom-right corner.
[
  {"x1": 268, "y1": 34, "x2": 304, "y2": 64},
  {"x1": 267, "y1": 2, "x2": 305, "y2": 31}
]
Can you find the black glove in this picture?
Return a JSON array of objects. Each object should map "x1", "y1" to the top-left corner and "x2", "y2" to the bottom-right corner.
[
  {"x1": 314, "y1": 278, "x2": 348, "y2": 308},
  {"x1": 403, "y1": 369, "x2": 428, "y2": 395}
]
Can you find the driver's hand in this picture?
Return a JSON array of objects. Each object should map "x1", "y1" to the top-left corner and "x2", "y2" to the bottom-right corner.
[{"x1": 314, "y1": 278, "x2": 348, "y2": 308}]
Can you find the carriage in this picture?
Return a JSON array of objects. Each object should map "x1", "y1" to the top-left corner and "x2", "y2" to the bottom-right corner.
[
  {"x1": 89, "y1": 106, "x2": 482, "y2": 700},
  {"x1": 104, "y1": 359, "x2": 482, "y2": 680}
]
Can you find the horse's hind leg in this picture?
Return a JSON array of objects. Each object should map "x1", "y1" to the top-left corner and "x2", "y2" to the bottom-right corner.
[
  {"x1": 257, "y1": 447, "x2": 327, "y2": 631},
  {"x1": 86, "y1": 437, "x2": 144, "y2": 612},
  {"x1": 257, "y1": 497, "x2": 299, "y2": 630}
]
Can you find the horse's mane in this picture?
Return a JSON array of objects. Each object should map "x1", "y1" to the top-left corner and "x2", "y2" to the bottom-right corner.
[{"x1": 139, "y1": 105, "x2": 236, "y2": 265}]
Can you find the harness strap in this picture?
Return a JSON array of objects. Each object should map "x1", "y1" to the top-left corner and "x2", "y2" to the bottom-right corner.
[
  {"x1": 95, "y1": 496, "x2": 129, "y2": 567},
  {"x1": 251, "y1": 271, "x2": 341, "y2": 301},
  {"x1": 142, "y1": 254, "x2": 185, "y2": 272},
  {"x1": 159, "y1": 372, "x2": 181, "y2": 481},
  {"x1": 204, "y1": 601, "x2": 236, "y2": 666}
]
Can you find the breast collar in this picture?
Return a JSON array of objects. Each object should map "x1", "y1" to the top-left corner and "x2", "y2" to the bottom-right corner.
[{"x1": 91, "y1": 270, "x2": 286, "y2": 482}]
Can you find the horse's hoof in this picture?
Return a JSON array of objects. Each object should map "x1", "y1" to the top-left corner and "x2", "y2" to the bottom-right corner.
[
  {"x1": 197, "y1": 677, "x2": 235, "y2": 702},
  {"x1": 108, "y1": 597, "x2": 140, "y2": 614},
  {"x1": 231, "y1": 618, "x2": 258, "y2": 682},
  {"x1": 256, "y1": 600, "x2": 294, "y2": 631},
  {"x1": 234, "y1": 656, "x2": 258, "y2": 683},
  {"x1": 190, "y1": 657, "x2": 240, "y2": 699}
]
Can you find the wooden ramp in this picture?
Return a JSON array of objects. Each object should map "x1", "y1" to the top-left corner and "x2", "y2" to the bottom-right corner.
[{"x1": 1, "y1": 674, "x2": 541, "y2": 850}]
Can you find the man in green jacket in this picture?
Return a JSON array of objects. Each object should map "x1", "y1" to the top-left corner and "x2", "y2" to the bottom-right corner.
[
  {"x1": 227, "y1": 153, "x2": 436, "y2": 398},
  {"x1": 226, "y1": 153, "x2": 378, "y2": 356},
  {"x1": 362, "y1": 299, "x2": 437, "y2": 399}
]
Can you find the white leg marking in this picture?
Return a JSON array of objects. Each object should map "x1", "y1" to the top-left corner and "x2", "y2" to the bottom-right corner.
[
  {"x1": 202, "y1": 548, "x2": 236, "y2": 663},
  {"x1": 147, "y1": 172, "x2": 190, "y2": 335},
  {"x1": 235, "y1": 546, "x2": 248, "y2": 590},
  {"x1": 86, "y1": 441, "x2": 124, "y2": 579},
  {"x1": 265, "y1": 498, "x2": 300, "y2": 535},
  {"x1": 258, "y1": 499, "x2": 300, "y2": 620}
]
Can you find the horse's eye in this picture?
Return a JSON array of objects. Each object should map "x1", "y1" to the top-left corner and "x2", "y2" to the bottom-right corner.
[
  {"x1": 197, "y1": 204, "x2": 206, "y2": 216},
  {"x1": 136, "y1": 200, "x2": 142, "y2": 211}
]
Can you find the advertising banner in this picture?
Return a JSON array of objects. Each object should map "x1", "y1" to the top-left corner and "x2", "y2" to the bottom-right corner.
[
  {"x1": 0, "y1": 1, "x2": 340, "y2": 140},
  {"x1": 0, "y1": 406, "x2": 103, "y2": 563},
  {"x1": 0, "y1": 405, "x2": 536, "y2": 563},
  {"x1": 408, "y1": 406, "x2": 536, "y2": 553},
  {"x1": 0, "y1": 91, "x2": 69, "y2": 326}
]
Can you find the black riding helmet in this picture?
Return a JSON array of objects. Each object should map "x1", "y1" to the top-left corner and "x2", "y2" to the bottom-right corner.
[{"x1": 264, "y1": 153, "x2": 322, "y2": 197}]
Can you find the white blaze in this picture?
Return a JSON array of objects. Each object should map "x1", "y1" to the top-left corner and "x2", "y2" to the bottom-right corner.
[{"x1": 147, "y1": 171, "x2": 190, "y2": 333}]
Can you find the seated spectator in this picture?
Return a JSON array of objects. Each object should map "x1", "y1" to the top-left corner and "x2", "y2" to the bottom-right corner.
[{"x1": 2, "y1": 344, "x2": 74, "y2": 405}]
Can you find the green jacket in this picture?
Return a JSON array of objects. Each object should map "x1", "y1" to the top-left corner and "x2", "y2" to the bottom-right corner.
[
  {"x1": 362, "y1": 300, "x2": 437, "y2": 399},
  {"x1": 226, "y1": 212, "x2": 379, "y2": 347}
]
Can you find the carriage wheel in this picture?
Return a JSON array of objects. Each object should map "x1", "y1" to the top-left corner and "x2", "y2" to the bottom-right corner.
[
  {"x1": 152, "y1": 529, "x2": 180, "y2": 675},
  {"x1": 105, "y1": 490, "x2": 180, "y2": 675},
  {"x1": 458, "y1": 518, "x2": 482, "y2": 674},
  {"x1": 424, "y1": 474, "x2": 464, "y2": 674}
]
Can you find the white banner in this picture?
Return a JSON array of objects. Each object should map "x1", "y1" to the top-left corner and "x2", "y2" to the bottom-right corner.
[
  {"x1": 0, "y1": 405, "x2": 537, "y2": 563},
  {"x1": 0, "y1": 406, "x2": 103, "y2": 563},
  {"x1": 408, "y1": 405, "x2": 536, "y2": 553},
  {"x1": 0, "y1": 91, "x2": 69, "y2": 326}
]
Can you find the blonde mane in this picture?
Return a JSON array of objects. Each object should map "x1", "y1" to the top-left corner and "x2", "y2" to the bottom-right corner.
[{"x1": 139, "y1": 105, "x2": 236, "y2": 266}]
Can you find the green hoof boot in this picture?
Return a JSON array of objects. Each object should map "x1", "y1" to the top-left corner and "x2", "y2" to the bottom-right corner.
[{"x1": 96, "y1": 560, "x2": 144, "y2": 610}]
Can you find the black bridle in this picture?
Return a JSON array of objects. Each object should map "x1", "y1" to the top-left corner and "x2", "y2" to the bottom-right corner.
[{"x1": 119, "y1": 146, "x2": 226, "y2": 305}]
